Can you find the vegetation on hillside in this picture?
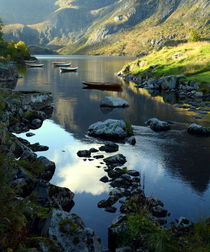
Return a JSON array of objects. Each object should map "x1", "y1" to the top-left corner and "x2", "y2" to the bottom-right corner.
[
  {"x1": 0, "y1": 19, "x2": 30, "y2": 62},
  {"x1": 120, "y1": 42, "x2": 210, "y2": 83}
]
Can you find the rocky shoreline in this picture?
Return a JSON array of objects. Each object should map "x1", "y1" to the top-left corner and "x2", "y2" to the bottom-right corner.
[
  {"x1": 1, "y1": 63, "x2": 210, "y2": 251},
  {"x1": 0, "y1": 76, "x2": 102, "y2": 251},
  {"x1": 117, "y1": 65, "x2": 210, "y2": 120}
]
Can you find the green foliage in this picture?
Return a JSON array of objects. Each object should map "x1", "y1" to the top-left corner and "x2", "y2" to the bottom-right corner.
[
  {"x1": 184, "y1": 219, "x2": 210, "y2": 251},
  {"x1": 0, "y1": 154, "x2": 27, "y2": 250},
  {"x1": 0, "y1": 19, "x2": 3, "y2": 39},
  {"x1": 120, "y1": 213, "x2": 178, "y2": 252},
  {"x1": 0, "y1": 20, "x2": 30, "y2": 61},
  {"x1": 188, "y1": 30, "x2": 201, "y2": 42},
  {"x1": 59, "y1": 219, "x2": 79, "y2": 234},
  {"x1": 122, "y1": 42, "x2": 210, "y2": 84},
  {"x1": 125, "y1": 120, "x2": 133, "y2": 136}
]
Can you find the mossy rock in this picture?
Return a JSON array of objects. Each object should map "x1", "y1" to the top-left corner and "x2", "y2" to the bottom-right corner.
[
  {"x1": 23, "y1": 237, "x2": 61, "y2": 252},
  {"x1": 22, "y1": 111, "x2": 36, "y2": 120},
  {"x1": 59, "y1": 219, "x2": 80, "y2": 234}
]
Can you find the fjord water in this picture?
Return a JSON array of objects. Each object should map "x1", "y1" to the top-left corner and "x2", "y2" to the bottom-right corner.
[{"x1": 16, "y1": 56, "x2": 210, "y2": 245}]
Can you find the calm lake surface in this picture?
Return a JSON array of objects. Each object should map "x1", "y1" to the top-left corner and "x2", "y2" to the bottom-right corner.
[{"x1": 15, "y1": 55, "x2": 210, "y2": 247}]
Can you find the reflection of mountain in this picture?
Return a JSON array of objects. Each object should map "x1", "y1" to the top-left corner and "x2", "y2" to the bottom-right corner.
[{"x1": 15, "y1": 56, "x2": 210, "y2": 196}]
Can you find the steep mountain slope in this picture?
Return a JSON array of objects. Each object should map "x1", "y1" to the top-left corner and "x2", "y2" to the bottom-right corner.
[{"x1": 2, "y1": 0, "x2": 210, "y2": 55}]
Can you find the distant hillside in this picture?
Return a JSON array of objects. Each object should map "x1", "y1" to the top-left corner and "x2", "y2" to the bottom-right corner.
[{"x1": 2, "y1": 0, "x2": 210, "y2": 56}]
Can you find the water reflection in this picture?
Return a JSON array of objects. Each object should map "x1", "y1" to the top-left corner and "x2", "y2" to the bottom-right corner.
[{"x1": 15, "y1": 55, "x2": 210, "y2": 243}]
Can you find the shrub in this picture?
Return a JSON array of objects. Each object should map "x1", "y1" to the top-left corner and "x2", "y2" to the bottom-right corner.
[{"x1": 188, "y1": 30, "x2": 201, "y2": 42}]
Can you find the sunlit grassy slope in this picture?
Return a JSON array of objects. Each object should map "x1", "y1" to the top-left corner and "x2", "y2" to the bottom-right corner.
[{"x1": 120, "y1": 42, "x2": 210, "y2": 83}]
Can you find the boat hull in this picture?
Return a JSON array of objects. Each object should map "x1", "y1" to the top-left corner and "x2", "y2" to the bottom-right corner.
[
  {"x1": 60, "y1": 67, "x2": 78, "y2": 72},
  {"x1": 26, "y1": 63, "x2": 44, "y2": 67},
  {"x1": 82, "y1": 81, "x2": 122, "y2": 89}
]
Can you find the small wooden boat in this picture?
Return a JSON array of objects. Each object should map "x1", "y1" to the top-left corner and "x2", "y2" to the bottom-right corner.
[
  {"x1": 24, "y1": 60, "x2": 37, "y2": 63},
  {"x1": 26, "y1": 63, "x2": 44, "y2": 68},
  {"x1": 60, "y1": 67, "x2": 78, "y2": 73},
  {"x1": 82, "y1": 81, "x2": 122, "y2": 89},
  {"x1": 52, "y1": 61, "x2": 66, "y2": 64},
  {"x1": 54, "y1": 62, "x2": 71, "y2": 67}
]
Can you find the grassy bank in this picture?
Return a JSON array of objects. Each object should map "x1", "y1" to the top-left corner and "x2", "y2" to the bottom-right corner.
[{"x1": 120, "y1": 42, "x2": 210, "y2": 84}]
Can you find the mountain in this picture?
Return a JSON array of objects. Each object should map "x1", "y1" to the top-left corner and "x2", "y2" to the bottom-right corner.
[{"x1": 1, "y1": 0, "x2": 210, "y2": 56}]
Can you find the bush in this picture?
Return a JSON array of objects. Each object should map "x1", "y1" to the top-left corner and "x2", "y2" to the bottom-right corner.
[{"x1": 188, "y1": 30, "x2": 201, "y2": 42}]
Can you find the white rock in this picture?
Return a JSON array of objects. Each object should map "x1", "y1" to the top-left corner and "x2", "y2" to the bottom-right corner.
[
  {"x1": 88, "y1": 119, "x2": 128, "y2": 140},
  {"x1": 100, "y1": 96, "x2": 129, "y2": 107}
]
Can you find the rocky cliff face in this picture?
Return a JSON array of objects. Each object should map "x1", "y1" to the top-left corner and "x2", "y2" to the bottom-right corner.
[{"x1": 2, "y1": 0, "x2": 210, "y2": 55}]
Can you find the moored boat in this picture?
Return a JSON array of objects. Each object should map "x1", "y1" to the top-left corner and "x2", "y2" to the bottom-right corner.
[
  {"x1": 24, "y1": 60, "x2": 37, "y2": 64},
  {"x1": 26, "y1": 63, "x2": 44, "y2": 68},
  {"x1": 60, "y1": 67, "x2": 78, "y2": 73},
  {"x1": 82, "y1": 81, "x2": 122, "y2": 89},
  {"x1": 54, "y1": 62, "x2": 71, "y2": 67}
]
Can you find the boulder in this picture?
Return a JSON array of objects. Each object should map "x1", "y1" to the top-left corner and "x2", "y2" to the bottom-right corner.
[
  {"x1": 127, "y1": 170, "x2": 140, "y2": 177},
  {"x1": 26, "y1": 132, "x2": 35, "y2": 137},
  {"x1": 151, "y1": 205, "x2": 168, "y2": 218},
  {"x1": 30, "y1": 118, "x2": 43, "y2": 129},
  {"x1": 105, "y1": 206, "x2": 117, "y2": 213},
  {"x1": 100, "y1": 176, "x2": 109, "y2": 183},
  {"x1": 48, "y1": 184, "x2": 74, "y2": 212},
  {"x1": 126, "y1": 136, "x2": 136, "y2": 145},
  {"x1": 37, "y1": 156, "x2": 56, "y2": 181},
  {"x1": 159, "y1": 75, "x2": 178, "y2": 90},
  {"x1": 100, "y1": 96, "x2": 129, "y2": 108},
  {"x1": 30, "y1": 182, "x2": 74, "y2": 212},
  {"x1": 99, "y1": 142, "x2": 119, "y2": 153},
  {"x1": 104, "y1": 154, "x2": 127, "y2": 168},
  {"x1": 187, "y1": 123, "x2": 210, "y2": 137},
  {"x1": 89, "y1": 148, "x2": 99, "y2": 153},
  {"x1": 88, "y1": 119, "x2": 130, "y2": 141},
  {"x1": 44, "y1": 209, "x2": 102, "y2": 252},
  {"x1": 77, "y1": 150, "x2": 91, "y2": 157},
  {"x1": 93, "y1": 155, "x2": 104, "y2": 159},
  {"x1": 0, "y1": 64, "x2": 18, "y2": 82},
  {"x1": 145, "y1": 118, "x2": 170, "y2": 132}
]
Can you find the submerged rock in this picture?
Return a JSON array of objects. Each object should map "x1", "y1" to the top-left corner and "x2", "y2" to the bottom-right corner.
[
  {"x1": 145, "y1": 118, "x2": 171, "y2": 132},
  {"x1": 187, "y1": 123, "x2": 210, "y2": 137},
  {"x1": 88, "y1": 119, "x2": 131, "y2": 141},
  {"x1": 100, "y1": 96, "x2": 129, "y2": 108}
]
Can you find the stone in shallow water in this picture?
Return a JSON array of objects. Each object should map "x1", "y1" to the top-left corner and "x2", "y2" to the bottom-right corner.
[
  {"x1": 77, "y1": 150, "x2": 91, "y2": 157},
  {"x1": 105, "y1": 206, "x2": 117, "y2": 213},
  {"x1": 145, "y1": 118, "x2": 170, "y2": 132},
  {"x1": 93, "y1": 154, "x2": 104, "y2": 159},
  {"x1": 89, "y1": 147, "x2": 99, "y2": 153},
  {"x1": 104, "y1": 154, "x2": 127, "y2": 168},
  {"x1": 88, "y1": 119, "x2": 128, "y2": 140},
  {"x1": 26, "y1": 132, "x2": 35, "y2": 137},
  {"x1": 100, "y1": 96, "x2": 129, "y2": 108},
  {"x1": 187, "y1": 123, "x2": 210, "y2": 137},
  {"x1": 99, "y1": 142, "x2": 119, "y2": 153},
  {"x1": 100, "y1": 176, "x2": 109, "y2": 183}
]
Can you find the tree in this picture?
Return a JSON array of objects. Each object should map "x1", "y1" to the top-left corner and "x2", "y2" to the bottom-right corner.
[{"x1": 0, "y1": 18, "x2": 3, "y2": 39}]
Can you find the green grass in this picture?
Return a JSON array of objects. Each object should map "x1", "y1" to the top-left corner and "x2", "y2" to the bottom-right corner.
[{"x1": 120, "y1": 42, "x2": 210, "y2": 84}]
